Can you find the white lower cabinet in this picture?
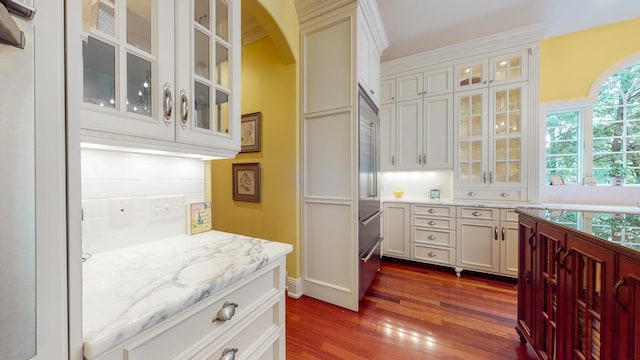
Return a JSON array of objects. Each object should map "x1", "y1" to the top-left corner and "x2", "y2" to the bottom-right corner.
[
  {"x1": 456, "y1": 207, "x2": 518, "y2": 277},
  {"x1": 409, "y1": 204, "x2": 461, "y2": 276},
  {"x1": 382, "y1": 202, "x2": 518, "y2": 278},
  {"x1": 93, "y1": 259, "x2": 286, "y2": 360},
  {"x1": 382, "y1": 202, "x2": 410, "y2": 259}
]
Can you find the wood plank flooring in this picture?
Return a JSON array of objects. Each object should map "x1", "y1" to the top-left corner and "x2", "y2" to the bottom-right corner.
[{"x1": 286, "y1": 258, "x2": 537, "y2": 359}]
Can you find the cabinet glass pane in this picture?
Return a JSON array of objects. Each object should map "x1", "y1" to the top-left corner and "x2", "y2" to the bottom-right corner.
[
  {"x1": 509, "y1": 162, "x2": 521, "y2": 182},
  {"x1": 496, "y1": 90, "x2": 507, "y2": 112},
  {"x1": 510, "y1": 139, "x2": 521, "y2": 160},
  {"x1": 509, "y1": 113, "x2": 521, "y2": 133},
  {"x1": 471, "y1": 116, "x2": 482, "y2": 137},
  {"x1": 459, "y1": 142, "x2": 469, "y2": 162},
  {"x1": 216, "y1": 0, "x2": 229, "y2": 42},
  {"x1": 194, "y1": 81, "x2": 211, "y2": 130},
  {"x1": 496, "y1": 139, "x2": 506, "y2": 161},
  {"x1": 83, "y1": 37, "x2": 116, "y2": 108},
  {"x1": 496, "y1": 114, "x2": 507, "y2": 135},
  {"x1": 126, "y1": 54, "x2": 152, "y2": 116},
  {"x1": 471, "y1": 94, "x2": 482, "y2": 115},
  {"x1": 216, "y1": 90, "x2": 229, "y2": 133},
  {"x1": 195, "y1": 30, "x2": 211, "y2": 79},
  {"x1": 195, "y1": 0, "x2": 211, "y2": 29},
  {"x1": 471, "y1": 141, "x2": 482, "y2": 161},
  {"x1": 460, "y1": 117, "x2": 470, "y2": 137},
  {"x1": 459, "y1": 97, "x2": 470, "y2": 116},
  {"x1": 216, "y1": 42, "x2": 229, "y2": 87},
  {"x1": 509, "y1": 89, "x2": 521, "y2": 110},
  {"x1": 83, "y1": 0, "x2": 116, "y2": 36},
  {"x1": 496, "y1": 162, "x2": 506, "y2": 182},
  {"x1": 471, "y1": 163, "x2": 482, "y2": 182},
  {"x1": 127, "y1": 0, "x2": 151, "y2": 53},
  {"x1": 459, "y1": 64, "x2": 482, "y2": 87},
  {"x1": 495, "y1": 56, "x2": 522, "y2": 81},
  {"x1": 459, "y1": 163, "x2": 469, "y2": 179}
]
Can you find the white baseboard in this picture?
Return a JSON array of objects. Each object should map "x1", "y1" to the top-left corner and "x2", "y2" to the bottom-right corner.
[{"x1": 286, "y1": 276, "x2": 303, "y2": 298}]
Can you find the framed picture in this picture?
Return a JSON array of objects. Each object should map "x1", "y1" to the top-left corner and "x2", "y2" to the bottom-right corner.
[
  {"x1": 232, "y1": 163, "x2": 261, "y2": 202},
  {"x1": 240, "y1": 112, "x2": 262, "y2": 153},
  {"x1": 550, "y1": 175, "x2": 565, "y2": 185}
]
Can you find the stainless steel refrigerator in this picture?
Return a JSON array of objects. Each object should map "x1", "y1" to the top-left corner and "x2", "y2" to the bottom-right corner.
[{"x1": 358, "y1": 86, "x2": 383, "y2": 300}]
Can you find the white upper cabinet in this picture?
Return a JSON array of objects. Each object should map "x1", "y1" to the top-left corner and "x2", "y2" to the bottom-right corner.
[
  {"x1": 396, "y1": 66, "x2": 453, "y2": 102},
  {"x1": 454, "y1": 50, "x2": 528, "y2": 91},
  {"x1": 357, "y1": 13, "x2": 381, "y2": 106},
  {"x1": 379, "y1": 79, "x2": 395, "y2": 104},
  {"x1": 80, "y1": 0, "x2": 241, "y2": 158}
]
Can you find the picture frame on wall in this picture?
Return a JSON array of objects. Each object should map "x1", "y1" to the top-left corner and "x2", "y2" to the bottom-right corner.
[
  {"x1": 240, "y1": 112, "x2": 262, "y2": 153},
  {"x1": 232, "y1": 163, "x2": 261, "y2": 202}
]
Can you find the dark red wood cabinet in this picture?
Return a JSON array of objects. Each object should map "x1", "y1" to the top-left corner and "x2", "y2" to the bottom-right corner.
[{"x1": 517, "y1": 210, "x2": 640, "y2": 360}]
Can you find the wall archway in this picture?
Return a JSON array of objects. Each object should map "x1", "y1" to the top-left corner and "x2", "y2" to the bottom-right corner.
[{"x1": 243, "y1": 0, "x2": 298, "y2": 64}]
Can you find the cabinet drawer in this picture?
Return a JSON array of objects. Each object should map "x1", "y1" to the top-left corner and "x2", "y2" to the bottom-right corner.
[
  {"x1": 122, "y1": 265, "x2": 280, "y2": 360},
  {"x1": 176, "y1": 296, "x2": 282, "y2": 360},
  {"x1": 457, "y1": 207, "x2": 499, "y2": 220},
  {"x1": 501, "y1": 209, "x2": 518, "y2": 222},
  {"x1": 456, "y1": 189, "x2": 525, "y2": 201},
  {"x1": 412, "y1": 244, "x2": 454, "y2": 265},
  {"x1": 412, "y1": 204, "x2": 455, "y2": 217},
  {"x1": 412, "y1": 215, "x2": 455, "y2": 230},
  {"x1": 411, "y1": 228, "x2": 455, "y2": 247}
]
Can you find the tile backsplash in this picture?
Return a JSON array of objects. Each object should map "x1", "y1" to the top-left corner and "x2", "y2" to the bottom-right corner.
[
  {"x1": 380, "y1": 171, "x2": 452, "y2": 199},
  {"x1": 81, "y1": 148, "x2": 206, "y2": 254}
]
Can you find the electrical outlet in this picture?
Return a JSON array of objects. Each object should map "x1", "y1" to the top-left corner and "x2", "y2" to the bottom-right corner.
[
  {"x1": 109, "y1": 197, "x2": 134, "y2": 228},
  {"x1": 147, "y1": 195, "x2": 184, "y2": 222}
]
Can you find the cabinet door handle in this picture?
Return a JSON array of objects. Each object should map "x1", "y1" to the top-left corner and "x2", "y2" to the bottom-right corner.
[
  {"x1": 427, "y1": 251, "x2": 436, "y2": 257},
  {"x1": 391, "y1": 155, "x2": 395, "y2": 166},
  {"x1": 179, "y1": 90, "x2": 189, "y2": 129},
  {"x1": 427, "y1": 235, "x2": 436, "y2": 240},
  {"x1": 494, "y1": 227, "x2": 498, "y2": 240},
  {"x1": 527, "y1": 231, "x2": 536, "y2": 250},
  {"x1": 472, "y1": 211, "x2": 482, "y2": 217},
  {"x1": 554, "y1": 246, "x2": 564, "y2": 268},
  {"x1": 391, "y1": 96, "x2": 395, "y2": 100},
  {"x1": 427, "y1": 220, "x2": 436, "y2": 226},
  {"x1": 163, "y1": 84, "x2": 173, "y2": 125},
  {"x1": 483, "y1": 171, "x2": 487, "y2": 183},
  {"x1": 561, "y1": 250, "x2": 572, "y2": 274},
  {"x1": 522, "y1": 270, "x2": 531, "y2": 283},
  {"x1": 219, "y1": 348, "x2": 238, "y2": 360},
  {"x1": 213, "y1": 301, "x2": 238, "y2": 322},
  {"x1": 501, "y1": 227, "x2": 505, "y2": 241},
  {"x1": 418, "y1": 154, "x2": 422, "y2": 164},
  {"x1": 489, "y1": 171, "x2": 494, "y2": 184},
  {"x1": 370, "y1": 89, "x2": 374, "y2": 94},
  {"x1": 614, "y1": 277, "x2": 628, "y2": 311},
  {"x1": 427, "y1": 208, "x2": 436, "y2": 214}
]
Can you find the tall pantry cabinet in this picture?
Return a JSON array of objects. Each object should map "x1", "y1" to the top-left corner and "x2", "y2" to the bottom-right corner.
[{"x1": 296, "y1": 0, "x2": 388, "y2": 311}]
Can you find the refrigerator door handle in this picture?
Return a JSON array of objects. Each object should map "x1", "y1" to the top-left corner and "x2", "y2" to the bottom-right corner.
[
  {"x1": 371, "y1": 121, "x2": 378, "y2": 198},
  {"x1": 360, "y1": 210, "x2": 383, "y2": 227},
  {"x1": 360, "y1": 236, "x2": 384, "y2": 263}
]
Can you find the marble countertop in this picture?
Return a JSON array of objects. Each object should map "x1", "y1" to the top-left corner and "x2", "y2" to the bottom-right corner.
[{"x1": 82, "y1": 231, "x2": 292, "y2": 359}]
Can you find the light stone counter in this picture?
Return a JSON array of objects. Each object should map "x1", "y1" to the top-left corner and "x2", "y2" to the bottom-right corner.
[{"x1": 82, "y1": 231, "x2": 292, "y2": 359}]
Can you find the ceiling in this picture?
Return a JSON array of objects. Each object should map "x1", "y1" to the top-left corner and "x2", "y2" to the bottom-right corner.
[{"x1": 376, "y1": 0, "x2": 640, "y2": 62}]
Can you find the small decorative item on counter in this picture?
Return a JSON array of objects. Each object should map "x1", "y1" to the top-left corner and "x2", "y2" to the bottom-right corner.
[
  {"x1": 608, "y1": 163, "x2": 630, "y2": 186},
  {"x1": 393, "y1": 190, "x2": 404, "y2": 198},
  {"x1": 430, "y1": 188, "x2": 440, "y2": 200},
  {"x1": 187, "y1": 202, "x2": 212, "y2": 234}
]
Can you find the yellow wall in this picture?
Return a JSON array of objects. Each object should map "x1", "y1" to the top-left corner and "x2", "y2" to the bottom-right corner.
[
  {"x1": 244, "y1": 0, "x2": 299, "y2": 64},
  {"x1": 540, "y1": 17, "x2": 640, "y2": 102},
  {"x1": 209, "y1": 36, "x2": 300, "y2": 277}
]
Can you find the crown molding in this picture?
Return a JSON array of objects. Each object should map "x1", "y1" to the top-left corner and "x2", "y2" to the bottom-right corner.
[
  {"x1": 295, "y1": 0, "x2": 356, "y2": 24},
  {"x1": 381, "y1": 23, "x2": 548, "y2": 76},
  {"x1": 358, "y1": 0, "x2": 389, "y2": 54}
]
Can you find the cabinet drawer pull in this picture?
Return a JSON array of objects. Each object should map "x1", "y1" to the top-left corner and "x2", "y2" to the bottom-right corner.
[
  {"x1": 427, "y1": 251, "x2": 436, "y2": 257},
  {"x1": 219, "y1": 348, "x2": 238, "y2": 360},
  {"x1": 472, "y1": 211, "x2": 482, "y2": 217},
  {"x1": 500, "y1": 192, "x2": 509, "y2": 198},
  {"x1": 213, "y1": 301, "x2": 238, "y2": 322},
  {"x1": 427, "y1": 208, "x2": 436, "y2": 214},
  {"x1": 163, "y1": 84, "x2": 173, "y2": 125},
  {"x1": 468, "y1": 192, "x2": 476, "y2": 197},
  {"x1": 427, "y1": 235, "x2": 436, "y2": 240},
  {"x1": 427, "y1": 220, "x2": 436, "y2": 226},
  {"x1": 614, "y1": 277, "x2": 628, "y2": 311},
  {"x1": 179, "y1": 89, "x2": 189, "y2": 129}
]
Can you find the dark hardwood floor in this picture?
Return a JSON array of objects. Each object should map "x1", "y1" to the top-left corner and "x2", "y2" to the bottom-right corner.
[{"x1": 286, "y1": 258, "x2": 537, "y2": 359}]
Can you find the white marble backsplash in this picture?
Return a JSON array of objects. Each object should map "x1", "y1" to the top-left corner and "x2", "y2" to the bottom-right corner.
[{"x1": 82, "y1": 230, "x2": 292, "y2": 359}]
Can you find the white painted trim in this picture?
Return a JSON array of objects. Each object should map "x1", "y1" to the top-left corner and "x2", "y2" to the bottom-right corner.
[
  {"x1": 358, "y1": 0, "x2": 389, "y2": 53},
  {"x1": 381, "y1": 23, "x2": 547, "y2": 76},
  {"x1": 586, "y1": 51, "x2": 640, "y2": 103},
  {"x1": 286, "y1": 277, "x2": 303, "y2": 299}
]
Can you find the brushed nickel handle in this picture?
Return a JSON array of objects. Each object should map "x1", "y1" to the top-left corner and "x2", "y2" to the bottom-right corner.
[
  {"x1": 483, "y1": 171, "x2": 487, "y2": 183},
  {"x1": 494, "y1": 227, "x2": 498, "y2": 240},
  {"x1": 163, "y1": 84, "x2": 173, "y2": 125},
  {"x1": 614, "y1": 277, "x2": 628, "y2": 311},
  {"x1": 418, "y1": 154, "x2": 422, "y2": 164},
  {"x1": 219, "y1": 348, "x2": 238, "y2": 360},
  {"x1": 489, "y1": 171, "x2": 494, "y2": 184},
  {"x1": 427, "y1": 208, "x2": 436, "y2": 214},
  {"x1": 501, "y1": 192, "x2": 510, "y2": 198},
  {"x1": 179, "y1": 90, "x2": 189, "y2": 129},
  {"x1": 213, "y1": 301, "x2": 238, "y2": 322},
  {"x1": 427, "y1": 251, "x2": 436, "y2": 257},
  {"x1": 468, "y1": 192, "x2": 476, "y2": 197},
  {"x1": 427, "y1": 235, "x2": 436, "y2": 240},
  {"x1": 370, "y1": 89, "x2": 374, "y2": 94},
  {"x1": 428, "y1": 220, "x2": 436, "y2": 226},
  {"x1": 501, "y1": 227, "x2": 505, "y2": 241},
  {"x1": 472, "y1": 211, "x2": 482, "y2": 217}
]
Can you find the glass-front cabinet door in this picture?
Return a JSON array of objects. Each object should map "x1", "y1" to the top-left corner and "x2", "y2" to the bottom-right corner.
[
  {"x1": 81, "y1": 0, "x2": 175, "y2": 140},
  {"x1": 455, "y1": 89, "x2": 487, "y2": 186},
  {"x1": 489, "y1": 50, "x2": 528, "y2": 86},
  {"x1": 175, "y1": 0, "x2": 240, "y2": 150},
  {"x1": 490, "y1": 83, "x2": 526, "y2": 188}
]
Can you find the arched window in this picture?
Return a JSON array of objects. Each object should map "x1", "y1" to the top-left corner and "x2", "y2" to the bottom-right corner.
[{"x1": 545, "y1": 61, "x2": 640, "y2": 185}]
